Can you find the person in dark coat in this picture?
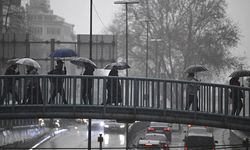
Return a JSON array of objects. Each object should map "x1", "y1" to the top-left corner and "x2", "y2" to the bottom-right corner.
[
  {"x1": 106, "y1": 68, "x2": 122, "y2": 105},
  {"x1": 48, "y1": 59, "x2": 67, "y2": 104},
  {"x1": 23, "y1": 65, "x2": 43, "y2": 104},
  {"x1": 0, "y1": 64, "x2": 20, "y2": 105},
  {"x1": 229, "y1": 77, "x2": 243, "y2": 116},
  {"x1": 81, "y1": 65, "x2": 95, "y2": 105},
  {"x1": 185, "y1": 72, "x2": 200, "y2": 111}
]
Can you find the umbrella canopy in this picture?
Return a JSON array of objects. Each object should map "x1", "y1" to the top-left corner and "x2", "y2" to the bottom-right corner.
[
  {"x1": 70, "y1": 57, "x2": 97, "y2": 68},
  {"x1": 229, "y1": 70, "x2": 250, "y2": 78},
  {"x1": 7, "y1": 58, "x2": 19, "y2": 64},
  {"x1": 184, "y1": 65, "x2": 208, "y2": 73},
  {"x1": 104, "y1": 62, "x2": 130, "y2": 70},
  {"x1": 16, "y1": 58, "x2": 41, "y2": 69},
  {"x1": 49, "y1": 48, "x2": 77, "y2": 58}
]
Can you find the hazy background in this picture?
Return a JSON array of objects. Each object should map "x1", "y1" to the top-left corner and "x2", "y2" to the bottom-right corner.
[{"x1": 50, "y1": 0, "x2": 250, "y2": 65}]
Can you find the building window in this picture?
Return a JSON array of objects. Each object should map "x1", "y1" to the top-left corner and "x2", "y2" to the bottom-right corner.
[
  {"x1": 31, "y1": 27, "x2": 43, "y2": 34},
  {"x1": 47, "y1": 27, "x2": 60, "y2": 35}
]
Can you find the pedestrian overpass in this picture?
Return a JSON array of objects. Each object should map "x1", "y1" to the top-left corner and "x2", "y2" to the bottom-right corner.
[{"x1": 0, "y1": 75, "x2": 250, "y2": 131}]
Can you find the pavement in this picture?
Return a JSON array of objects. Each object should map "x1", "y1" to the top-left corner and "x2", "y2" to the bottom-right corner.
[{"x1": 0, "y1": 125, "x2": 51, "y2": 147}]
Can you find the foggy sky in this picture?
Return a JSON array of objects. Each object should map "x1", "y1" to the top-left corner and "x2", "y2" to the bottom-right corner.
[{"x1": 50, "y1": 0, "x2": 250, "y2": 65}]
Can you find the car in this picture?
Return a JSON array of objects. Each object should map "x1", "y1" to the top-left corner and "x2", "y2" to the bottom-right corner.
[
  {"x1": 87, "y1": 119, "x2": 104, "y2": 131},
  {"x1": 137, "y1": 133, "x2": 169, "y2": 150},
  {"x1": 183, "y1": 126, "x2": 218, "y2": 150},
  {"x1": 75, "y1": 118, "x2": 88, "y2": 124},
  {"x1": 147, "y1": 122, "x2": 172, "y2": 142},
  {"x1": 103, "y1": 120, "x2": 125, "y2": 133}
]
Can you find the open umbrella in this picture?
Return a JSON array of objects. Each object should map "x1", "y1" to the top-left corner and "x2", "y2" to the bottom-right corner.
[
  {"x1": 70, "y1": 57, "x2": 97, "y2": 68},
  {"x1": 16, "y1": 58, "x2": 41, "y2": 69},
  {"x1": 49, "y1": 48, "x2": 77, "y2": 58},
  {"x1": 104, "y1": 62, "x2": 130, "y2": 70},
  {"x1": 184, "y1": 65, "x2": 208, "y2": 73},
  {"x1": 229, "y1": 70, "x2": 250, "y2": 78},
  {"x1": 7, "y1": 58, "x2": 19, "y2": 64}
]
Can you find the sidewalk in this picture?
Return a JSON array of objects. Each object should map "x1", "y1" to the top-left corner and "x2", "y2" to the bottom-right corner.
[{"x1": 0, "y1": 125, "x2": 50, "y2": 147}]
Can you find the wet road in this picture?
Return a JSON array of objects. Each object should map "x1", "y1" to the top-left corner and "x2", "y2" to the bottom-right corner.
[
  {"x1": 36, "y1": 124, "x2": 125, "y2": 150},
  {"x1": 35, "y1": 123, "x2": 232, "y2": 150}
]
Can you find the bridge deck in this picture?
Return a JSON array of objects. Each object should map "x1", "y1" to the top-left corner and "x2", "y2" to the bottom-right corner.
[{"x1": 0, "y1": 75, "x2": 250, "y2": 131}]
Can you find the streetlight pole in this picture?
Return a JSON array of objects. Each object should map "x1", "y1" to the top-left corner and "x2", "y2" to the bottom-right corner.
[
  {"x1": 114, "y1": 1, "x2": 139, "y2": 77},
  {"x1": 150, "y1": 39, "x2": 162, "y2": 78},
  {"x1": 88, "y1": 1, "x2": 93, "y2": 150},
  {"x1": 140, "y1": 19, "x2": 150, "y2": 77}
]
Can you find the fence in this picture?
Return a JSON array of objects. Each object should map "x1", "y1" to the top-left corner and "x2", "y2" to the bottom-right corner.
[
  {"x1": 0, "y1": 33, "x2": 117, "y2": 74},
  {"x1": 0, "y1": 75, "x2": 249, "y2": 117}
]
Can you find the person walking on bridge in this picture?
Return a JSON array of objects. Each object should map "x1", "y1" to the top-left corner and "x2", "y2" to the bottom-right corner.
[
  {"x1": 229, "y1": 77, "x2": 243, "y2": 116},
  {"x1": 106, "y1": 68, "x2": 122, "y2": 105},
  {"x1": 81, "y1": 65, "x2": 95, "y2": 105},
  {"x1": 48, "y1": 59, "x2": 67, "y2": 104},
  {"x1": 23, "y1": 65, "x2": 43, "y2": 104},
  {"x1": 0, "y1": 63, "x2": 20, "y2": 105},
  {"x1": 185, "y1": 72, "x2": 200, "y2": 111}
]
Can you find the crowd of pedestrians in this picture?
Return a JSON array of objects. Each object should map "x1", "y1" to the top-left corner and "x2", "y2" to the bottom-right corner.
[
  {"x1": 0, "y1": 59, "x2": 123, "y2": 106},
  {"x1": 0, "y1": 58, "x2": 248, "y2": 116},
  {"x1": 184, "y1": 68, "x2": 246, "y2": 116}
]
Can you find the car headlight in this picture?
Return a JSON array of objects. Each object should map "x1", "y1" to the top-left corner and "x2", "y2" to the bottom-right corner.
[
  {"x1": 120, "y1": 124, "x2": 125, "y2": 128},
  {"x1": 104, "y1": 125, "x2": 109, "y2": 128},
  {"x1": 100, "y1": 122, "x2": 104, "y2": 127}
]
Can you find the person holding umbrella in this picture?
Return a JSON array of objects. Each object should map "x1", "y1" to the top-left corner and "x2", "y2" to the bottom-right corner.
[
  {"x1": 229, "y1": 77, "x2": 243, "y2": 116},
  {"x1": 185, "y1": 72, "x2": 200, "y2": 111},
  {"x1": 23, "y1": 65, "x2": 43, "y2": 104},
  {"x1": 70, "y1": 57, "x2": 97, "y2": 105},
  {"x1": 103, "y1": 61, "x2": 130, "y2": 105},
  {"x1": 105, "y1": 68, "x2": 122, "y2": 105},
  {"x1": 48, "y1": 59, "x2": 67, "y2": 104},
  {"x1": 81, "y1": 65, "x2": 95, "y2": 105},
  {"x1": 0, "y1": 63, "x2": 20, "y2": 105},
  {"x1": 184, "y1": 65, "x2": 208, "y2": 111}
]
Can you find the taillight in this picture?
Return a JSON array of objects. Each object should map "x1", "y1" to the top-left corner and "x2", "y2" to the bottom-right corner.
[
  {"x1": 164, "y1": 127, "x2": 171, "y2": 132},
  {"x1": 163, "y1": 144, "x2": 168, "y2": 150},
  {"x1": 184, "y1": 144, "x2": 188, "y2": 150},
  {"x1": 147, "y1": 127, "x2": 155, "y2": 131},
  {"x1": 188, "y1": 124, "x2": 192, "y2": 128}
]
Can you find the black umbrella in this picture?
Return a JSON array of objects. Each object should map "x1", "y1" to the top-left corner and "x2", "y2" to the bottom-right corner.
[
  {"x1": 104, "y1": 62, "x2": 130, "y2": 70},
  {"x1": 229, "y1": 70, "x2": 250, "y2": 78},
  {"x1": 184, "y1": 65, "x2": 208, "y2": 73},
  {"x1": 70, "y1": 57, "x2": 97, "y2": 68}
]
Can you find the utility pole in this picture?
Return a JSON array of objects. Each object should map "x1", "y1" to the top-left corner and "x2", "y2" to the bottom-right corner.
[
  {"x1": 114, "y1": 1, "x2": 139, "y2": 77},
  {"x1": 88, "y1": 0, "x2": 93, "y2": 150}
]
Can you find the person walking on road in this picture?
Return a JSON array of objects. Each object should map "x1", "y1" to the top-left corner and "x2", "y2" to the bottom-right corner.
[
  {"x1": 48, "y1": 59, "x2": 67, "y2": 104},
  {"x1": 81, "y1": 65, "x2": 95, "y2": 105},
  {"x1": 106, "y1": 68, "x2": 122, "y2": 105},
  {"x1": 185, "y1": 72, "x2": 200, "y2": 111},
  {"x1": 0, "y1": 63, "x2": 20, "y2": 105},
  {"x1": 229, "y1": 77, "x2": 243, "y2": 116}
]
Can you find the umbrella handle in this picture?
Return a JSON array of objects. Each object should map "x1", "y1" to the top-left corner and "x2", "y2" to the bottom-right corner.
[{"x1": 81, "y1": 67, "x2": 84, "y2": 75}]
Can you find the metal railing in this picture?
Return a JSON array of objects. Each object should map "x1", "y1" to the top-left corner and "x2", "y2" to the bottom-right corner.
[{"x1": 0, "y1": 75, "x2": 250, "y2": 131}]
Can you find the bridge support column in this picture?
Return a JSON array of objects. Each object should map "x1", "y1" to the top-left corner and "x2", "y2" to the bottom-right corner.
[
  {"x1": 88, "y1": 119, "x2": 92, "y2": 150},
  {"x1": 243, "y1": 138, "x2": 249, "y2": 150}
]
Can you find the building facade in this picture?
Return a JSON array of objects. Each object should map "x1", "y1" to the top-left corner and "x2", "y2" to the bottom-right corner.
[{"x1": 26, "y1": 0, "x2": 75, "y2": 41}]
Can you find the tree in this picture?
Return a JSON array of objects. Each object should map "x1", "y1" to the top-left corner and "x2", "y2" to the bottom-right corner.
[
  {"x1": 0, "y1": 0, "x2": 27, "y2": 34},
  {"x1": 108, "y1": 0, "x2": 240, "y2": 80}
]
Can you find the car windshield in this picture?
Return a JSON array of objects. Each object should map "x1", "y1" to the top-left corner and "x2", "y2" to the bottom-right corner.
[
  {"x1": 150, "y1": 122, "x2": 169, "y2": 127},
  {"x1": 186, "y1": 136, "x2": 214, "y2": 147},
  {"x1": 188, "y1": 127, "x2": 207, "y2": 133},
  {"x1": 144, "y1": 134, "x2": 167, "y2": 141}
]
